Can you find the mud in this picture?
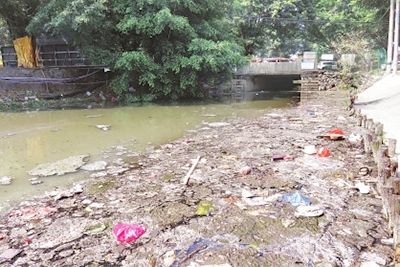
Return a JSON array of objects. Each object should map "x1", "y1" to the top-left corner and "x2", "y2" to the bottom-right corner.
[{"x1": 0, "y1": 90, "x2": 395, "y2": 266}]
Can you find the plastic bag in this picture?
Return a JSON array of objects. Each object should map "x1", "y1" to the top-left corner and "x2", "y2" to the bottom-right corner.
[
  {"x1": 112, "y1": 223, "x2": 146, "y2": 244},
  {"x1": 281, "y1": 192, "x2": 311, "y2": 207}
]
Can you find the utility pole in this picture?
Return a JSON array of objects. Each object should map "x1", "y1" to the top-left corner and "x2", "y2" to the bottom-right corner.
[
  {"x1": 387, "y1": 0, "x2": 395, "y2": 73},
  {"x1": 393, "y1": 0, "x2": 400, "y2": 74}
]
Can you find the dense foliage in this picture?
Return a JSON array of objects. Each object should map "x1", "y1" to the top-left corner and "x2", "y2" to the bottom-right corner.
[
  {"x1": 0, "y1": 20, "x2": 11, "y2": 47},
  {"x1": 0, "y1": 0, "x2": 41, "y2": 39},
  {"x1": 27, "y1": 0, "x2": 247, "y2": 101},
  {"x1": 232, "y1": 0, "x2": 389, "y2": 57},
  {"x1": 0, "y1": 0, "x2": 391, "y2": 101}
]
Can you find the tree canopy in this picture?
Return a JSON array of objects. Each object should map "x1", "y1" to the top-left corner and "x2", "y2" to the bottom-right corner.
[
  {"x1": 231, "y1": 0, "x2": 389, "y2": 57},
  {"x1": 0, "y1": 0, "x2": 391, "y2": 101},
  {"x1": 27, "y1": 0, "x2": 246, "y2": 101},
  {"x1": 0, "y1": 0, "x2": 41, "y2": 39}
]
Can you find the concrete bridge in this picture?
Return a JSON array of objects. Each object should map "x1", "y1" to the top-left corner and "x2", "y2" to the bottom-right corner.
[
  {"x1": 230, "y1": 61, "x2": 311, "y2": 101},
  {"x1": 234, "y1": 61, "x2": 302, "y2": 76}
]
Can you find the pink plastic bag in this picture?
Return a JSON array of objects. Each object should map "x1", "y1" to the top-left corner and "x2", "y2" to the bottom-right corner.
[{"x1": 112, "y1": 223, "x2": 146, "y2": 244}]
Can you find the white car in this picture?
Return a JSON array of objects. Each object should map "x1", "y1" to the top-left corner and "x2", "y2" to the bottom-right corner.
[{"x1": 317, "y1": 61, "x2": 337, "y2": 70}]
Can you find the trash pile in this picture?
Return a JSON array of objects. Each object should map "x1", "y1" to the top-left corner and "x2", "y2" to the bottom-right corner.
[{"x1": 0, "y1": 91, "x2": 395, "y2": 266}]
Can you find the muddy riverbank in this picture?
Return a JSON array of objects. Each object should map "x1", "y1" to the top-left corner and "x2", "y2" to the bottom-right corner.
[{"x1": 0, "y1": 88, "x2": 396, "y2": 266}]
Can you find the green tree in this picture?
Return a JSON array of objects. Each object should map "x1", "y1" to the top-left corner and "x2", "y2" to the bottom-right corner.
[
  {"x1": 230, "y1": 0, "x2": 310, "y2": 56},
  {"x1": 0, "y1": 0, "x2": 42, "y2": 39},
  {"x1": 231, "y1": 0, "x2": 389, "y2": 57},
  {"x1": 0, "y1": 19, "x2": 12, "y2": 46},
  {"x1": 28, "y1": 0, "x2": 247, "y2": 101}
]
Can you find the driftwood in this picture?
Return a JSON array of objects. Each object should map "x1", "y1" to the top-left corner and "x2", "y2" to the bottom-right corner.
[
  {"x1": 178, "y1": 245, "x2": 208, "y2": 264},
  {"x1": 182, "y1": 156, "x2": 201, "y2": 185}
]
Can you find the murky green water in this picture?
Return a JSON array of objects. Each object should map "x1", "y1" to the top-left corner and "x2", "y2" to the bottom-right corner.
[{"x1": 0, "y1": 99, "x2": 294, "y2": 209}]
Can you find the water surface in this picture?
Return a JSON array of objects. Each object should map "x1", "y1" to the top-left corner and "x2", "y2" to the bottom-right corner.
[{"x1": 0, "y1": 99, "x2": 293, "y2": 209}]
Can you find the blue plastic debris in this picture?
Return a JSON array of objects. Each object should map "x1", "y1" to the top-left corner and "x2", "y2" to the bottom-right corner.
[{"x1": 281, "y1": 191, "x2": 311, "y2": 207}]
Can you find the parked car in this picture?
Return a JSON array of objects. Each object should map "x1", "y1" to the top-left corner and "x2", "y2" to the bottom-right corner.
[
  {"x1": 317, "y1": 61, "x2": 337, "y2": 70},
  {"x1": 263, "y1": 57, "x2": 293, "y2": 63}
]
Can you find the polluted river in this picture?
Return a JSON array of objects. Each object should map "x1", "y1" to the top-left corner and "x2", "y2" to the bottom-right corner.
[
  {"x1": 0, "y1": 98, "x2": 293, "y2": 210},
  {"x1": 0, "y1": 88, "x2": 396, "y2": 266}
]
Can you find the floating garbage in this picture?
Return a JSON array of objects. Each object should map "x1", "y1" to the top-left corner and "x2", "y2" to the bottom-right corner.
[
  {"x1": 355, "y1": 182, "x2": 371, "y2": 194},
  {"x1": 329, "y1": 128, "x2": 344, "y2": 135},
  {"x1": 112, "y1": 223, "x2": 146, "y2": 244},
  {"x1": 317, "y1": 147, "x2": 330, "y2": 157},
  {"x1": 86, "y1": 223, "x2": 107, "y2": 235},
  {"x1": 0, "y1": 249, "x2": 22, "y2": 262},
  {"x1": 281, "y1": 192, "x2": 311, "y2": 207},
  {"x1": 0, "y1": 176, "x2": 13, "y2": 185},
  {"x1": 9, "y1": 207, "x2": 57, "y2": 220},
  {"x1": 162, "y1": 250, "x2": 176, "y2": 267},
  {"x1": 240, "y1": 166, "x2": 251, "y2": 175},
  {"x1": 272, "y1": 155, "x2": 293, "y2": 161},
  {"x1": 316, "y1": 128, "x2": 345, "y2": 140},
  {"x1": 27, "y1": 154, "x2": 89, "y2": 176},
  {"x1": 295, "y1": 205, "x2": 324, "y2": 218},
  {"x1": 359, "y1": 167, "x2": 371, "y2": 176},
  {"x1": 348, "y1": 133, "x2": 362, "y2": 144},
  {"x1": 96, "y1": 124, "x2": 110, "y2": 131},
  {"x1": 196, "y1": 201, "x2": 213, "y2": 215},
  {"x1": 304, "y1": 145, "x2": 317, "y2": 155}
]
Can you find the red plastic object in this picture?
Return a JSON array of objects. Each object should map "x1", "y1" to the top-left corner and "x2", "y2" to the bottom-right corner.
[
  {"x1": 317, "y1": 147, "x2": 330, "y2": 157},
  {"x1": 329, "y1": 128, "x2": 344, "y2": 135},
  {"x1": 112, "y1": 223, "x2": 146, "y2": 244}
]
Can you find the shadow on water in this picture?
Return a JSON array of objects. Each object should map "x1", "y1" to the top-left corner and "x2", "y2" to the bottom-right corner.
[{"x1": 0, "y1": 94, "x2": 299, "y2": 210}]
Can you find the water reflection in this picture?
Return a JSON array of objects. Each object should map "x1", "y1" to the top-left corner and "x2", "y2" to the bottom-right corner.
[{"x1": 0, "y1": 98, "x2": 295, "y2": 208}]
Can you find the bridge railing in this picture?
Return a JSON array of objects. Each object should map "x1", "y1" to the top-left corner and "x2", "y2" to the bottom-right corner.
[{"x1": 234, "y1": 61, "x2": 301, "y2": 75}]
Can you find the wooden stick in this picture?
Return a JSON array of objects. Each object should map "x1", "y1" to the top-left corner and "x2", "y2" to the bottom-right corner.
[
  {"x1": 357, "y1": 115, "x2": 363, "y2": 126},
  {"x1": 179, "y1": 245, "x2": 208, "y2": 264},
  {"x1": 393, "y1": 178, "x2": 400, "y2": 195},
  {"x1": 391, "y1": 159, "x2": 398, "y2": 177},
  {"x1": 361, "y1": 115, "x2": 367, "y2": 128},
  {"x1": 372, "y1": 140, "x2": 381, "y2": 163},
  {"x1": 182, "y1": 156, "x2": 201, "y2": 185},
  {"x1": 363, "y1": 134, "x2": 373, "y2": 155},
  {"x1": 377, "y1": 145, "x2": 389, "y2": 168},
  {"x1": 389, "y1": 195, "x2": 400, "y2": 229},
  {"x1": 366, "y1": 119, "x2": 374, "y2": 130},
  {"x1": 375, "y1": 123, "x2": 384, "y2": 136},
  {"x1": 392, "y1": 196, "x2": 400, "y2": 247},
  {"x1": 388, "y1": 138, "x2": 397, "y2": 158},
  {"x1": 381, "y1": 185, "x2": 394, "y2": 218}
]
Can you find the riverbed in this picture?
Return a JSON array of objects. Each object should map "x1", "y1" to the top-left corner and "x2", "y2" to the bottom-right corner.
[
  {"x1": 0, "y1": 99, "x2": 293, "y2": 208},
  {"x1": 0, "y1": 89, "x2": 394, "y2": 266}
]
